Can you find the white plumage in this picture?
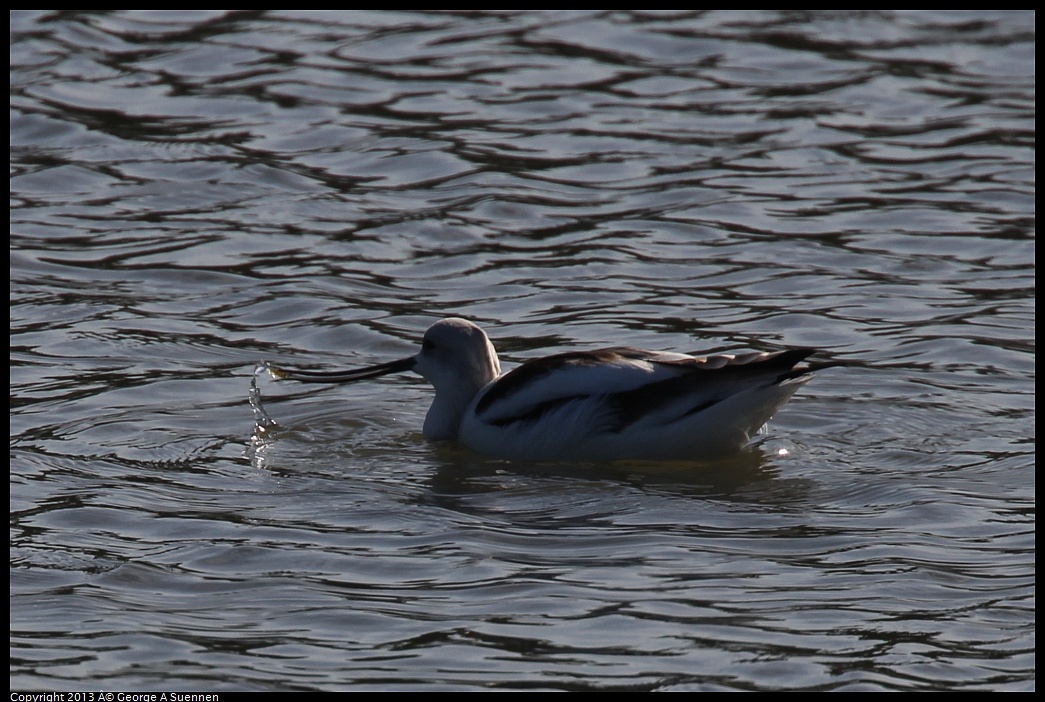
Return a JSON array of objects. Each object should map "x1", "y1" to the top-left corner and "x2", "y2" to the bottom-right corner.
[{"x1": 267, "y1": 317, "x2": 839, "y2": 461}]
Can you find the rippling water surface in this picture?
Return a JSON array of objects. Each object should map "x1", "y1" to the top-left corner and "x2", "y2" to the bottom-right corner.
[{"x1": 10, "y1": 10, "x2": 1034, "y2": 691}]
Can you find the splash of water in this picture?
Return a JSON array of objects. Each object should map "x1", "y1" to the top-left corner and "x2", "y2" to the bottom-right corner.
[{"x1": 246, "y1": 362, "x2": 279, "y2": 469}]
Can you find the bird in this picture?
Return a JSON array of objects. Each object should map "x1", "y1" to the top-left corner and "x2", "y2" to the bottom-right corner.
[{"x1": 262, "y1": 317, "x2": 840, "y2": 462}]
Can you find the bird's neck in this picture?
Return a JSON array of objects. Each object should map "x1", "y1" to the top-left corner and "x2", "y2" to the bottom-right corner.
[{"x1": 422, "y1": 386, "x2": 478, "y2": 440}]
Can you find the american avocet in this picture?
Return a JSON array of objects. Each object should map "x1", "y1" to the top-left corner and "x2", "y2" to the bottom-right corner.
[{"x1": 264, "y1": 317, "x2": 840, "y2": 461}]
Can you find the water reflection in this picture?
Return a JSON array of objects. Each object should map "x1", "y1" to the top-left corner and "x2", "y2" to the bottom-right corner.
[{"x1": 11, "y1": 10, "x2": 1034, "y2": 691}]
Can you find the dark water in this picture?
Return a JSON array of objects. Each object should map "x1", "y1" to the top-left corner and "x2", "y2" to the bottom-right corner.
[{"x1": 10, "y1": 10, "x2": 1034, "y2": 691}]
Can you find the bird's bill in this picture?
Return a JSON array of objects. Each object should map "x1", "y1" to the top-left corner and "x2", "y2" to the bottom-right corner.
[{"x1": 263, "y1": 356, "x2": 416, "y2": 383}]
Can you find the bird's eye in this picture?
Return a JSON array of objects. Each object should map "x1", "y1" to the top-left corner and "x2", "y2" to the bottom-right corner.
[{"x1": 422, "y1": 339, "x2": 435, "y2": 351}]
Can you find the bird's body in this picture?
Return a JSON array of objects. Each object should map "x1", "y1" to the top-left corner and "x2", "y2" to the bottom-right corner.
[{"x1": 266, "y1": 317, "x2": 838, "y2": 461}]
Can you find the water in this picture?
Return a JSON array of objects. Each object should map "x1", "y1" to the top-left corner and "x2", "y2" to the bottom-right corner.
[{"x1": 10, "y1": 10, "x2": 1034, "y2": 691}]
